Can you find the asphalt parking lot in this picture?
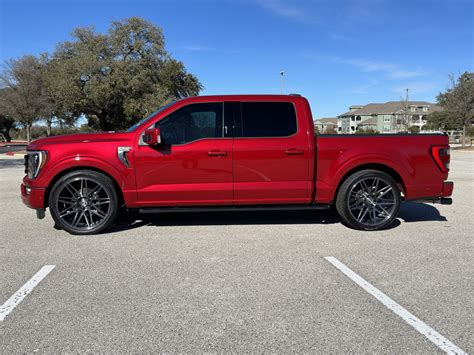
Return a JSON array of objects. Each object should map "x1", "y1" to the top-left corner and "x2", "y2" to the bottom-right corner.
[{"x1": 0, "y1": 151, "x2": 472, "y2": 353}]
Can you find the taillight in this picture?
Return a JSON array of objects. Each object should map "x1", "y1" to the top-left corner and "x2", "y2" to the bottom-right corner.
[{"x1": 431, "y1": 146, "x2": 450, "y2": 173}]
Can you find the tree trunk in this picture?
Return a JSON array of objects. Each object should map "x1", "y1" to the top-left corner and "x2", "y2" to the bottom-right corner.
[
  {"x1": 46, "y1": 119, "x2": 52, "y2": 136},
  {"x1": 462, "y1": 124, "x2": 466, "y2": 148},
  {"x1": 26, "y1": 124, "x2": 31, "y2": 143}
]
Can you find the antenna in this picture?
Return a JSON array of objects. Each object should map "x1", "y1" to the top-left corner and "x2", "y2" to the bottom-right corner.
[{"x1": 280, "y1": 70, "x2": 285, "y2": 94}]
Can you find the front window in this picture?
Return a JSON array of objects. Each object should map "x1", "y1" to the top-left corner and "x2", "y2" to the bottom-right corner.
[
  {"x1": 126, "y1": 101, "x2": 175, "y2": 132},
  {"x1": 156, "y1": 102, "x2": 223, "y2": 145}
]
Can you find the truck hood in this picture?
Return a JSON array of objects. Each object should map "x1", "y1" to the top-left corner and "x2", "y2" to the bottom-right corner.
[{"x1": 27, "y1": 132, "x2": 134, "y2": 151}]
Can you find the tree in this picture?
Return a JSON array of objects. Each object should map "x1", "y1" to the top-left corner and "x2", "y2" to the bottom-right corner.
[
  {"x1": 425, "y1": 111, "x2": 463, "y2": 131},
  {"x1": 45, "y1": 17, "x2": 202, "y2": 131},
  {"x1": 437, "y1": 72, "x2": 474, "y2": 147},
  {"x1": 407, "y1": 125, "x2": 420, "y2": 134},
  {"x1": 0, "y1": 56, "x2": 51, "y2": 142},
  {"x1": 0, "y1": 112, "x2": 15, "y2": 142}
]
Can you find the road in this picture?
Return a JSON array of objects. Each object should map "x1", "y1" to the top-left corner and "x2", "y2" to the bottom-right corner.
[{"x1": 0, "y1": 151, "x2": 472, "y2": 352}]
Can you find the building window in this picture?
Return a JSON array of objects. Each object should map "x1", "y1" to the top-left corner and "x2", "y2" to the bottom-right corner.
[
  {"x1": 356, "y1": 116, "x2": 362, "y2": 121},
  {"x1": 422, "y1": 106, "x2": 428, "y2": 112},
  {"x1": 410, "y1": 106, "x2": 416, "y2": 112},
  {"x1": 383, "y1": 125, "x2": 391, "y2": 132},
  {"x1": 351, "y1": 116, "x2": 355, "y2": 121},
  {"x1": 384, "y1": 116, "x2": 391, "y2": 123}
]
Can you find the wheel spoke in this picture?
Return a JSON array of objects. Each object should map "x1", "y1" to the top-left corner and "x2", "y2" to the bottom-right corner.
[
  {"x1": 58, "y1": 198, "x2": 75, "y2": 205},
  {"x1": 59, "y1": 209, "x2": 78, "y2": 218},
  {"x1": 65, "y1": 184, "x2": 78, "y2": 197},
  {"x1": 91, "y1": 209, "x2": 107, "y2": 218},
  {"x1": 377, "y1": 185, "x2": 392, "y2": 198},
  {"x1": 72, "y1": 211, "x2": 82, "y2": 226}
]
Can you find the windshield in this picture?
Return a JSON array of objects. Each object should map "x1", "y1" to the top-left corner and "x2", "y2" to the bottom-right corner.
[{"x1": 126, "y1": 101, "x2": 176, "y2": 132}]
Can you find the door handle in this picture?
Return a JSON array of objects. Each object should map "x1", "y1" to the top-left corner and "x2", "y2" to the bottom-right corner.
[
  {"x1": 208, "y1": 150, "x2": 227, "y2": 157},
  {"x1": 285, "y1": 149, "x2": 304, "y2": 155}
]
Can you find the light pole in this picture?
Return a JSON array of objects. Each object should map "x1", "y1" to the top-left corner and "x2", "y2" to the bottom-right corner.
[{"x1": 280, "y1": 70, "x2": 285, "y2": 94}]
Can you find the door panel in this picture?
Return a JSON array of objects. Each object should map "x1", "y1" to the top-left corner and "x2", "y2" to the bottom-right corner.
[
  {"x1": 134, "y1": 102, "x2": 233, "y2": 206},
  {"x1": 135, "y1": 140, "x2": 233, "y2": 206},
  {"x1": 232, "y1": 101, "x2": 312, "y2": 205}
]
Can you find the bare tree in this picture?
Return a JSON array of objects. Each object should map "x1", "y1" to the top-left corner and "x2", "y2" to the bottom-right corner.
[
  {"x1": 0, "y1": 56, "x2": 51, "y2": 142},
  {"x1": 397, "y1": 88, "x2": 412, "y2": 131}
]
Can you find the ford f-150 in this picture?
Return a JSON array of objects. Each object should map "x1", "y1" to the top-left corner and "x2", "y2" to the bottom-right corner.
[{"x1": 21, "y1": 95, "x2": 453, "y2": 234}]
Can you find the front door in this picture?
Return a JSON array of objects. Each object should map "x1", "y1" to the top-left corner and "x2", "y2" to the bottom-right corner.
[{"x1": 134, "y1": 102, "x2": 233, "y2": 207}]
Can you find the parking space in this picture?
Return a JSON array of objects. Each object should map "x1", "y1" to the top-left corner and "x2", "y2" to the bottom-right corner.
[{"x1": 0, "y1": 151, "x2": 472, "y2": 352}]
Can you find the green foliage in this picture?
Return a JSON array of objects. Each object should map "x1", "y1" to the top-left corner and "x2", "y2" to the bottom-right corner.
[
  {"x1": 407, "y1": 126, "x2": 420, "y2": 134},
  {"x1": 426, "y1": 111, "x2": 463, "y2": 131},
  {"x1": 45, "y1": 17, "x2": 202, "y2": 131},
  {"x1": 357, "y1": 128, "x2": 379, "y2": 134},
  {"x1": 0, "y1": 112, "x2": 16, "y2": 142},
  {"x1": 437, "y1": 72, "x2": 473, "y2": 146},
  {"x1": 466, "y1": 126, "x2": 474, "y2": 137}
]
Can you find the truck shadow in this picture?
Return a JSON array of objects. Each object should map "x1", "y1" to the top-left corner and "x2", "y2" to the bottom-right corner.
[
  {"x1": 398, "y1": 202, "x2": 447, "y2": 222},
  {"x1": 108, "y1": 202, "x2": 446, "y2": 233}
]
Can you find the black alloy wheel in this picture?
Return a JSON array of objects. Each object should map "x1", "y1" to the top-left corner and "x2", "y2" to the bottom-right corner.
[
  {"x1": 336, "y1": 169, "x2": 401, "y2": 230},
  {"x1": 49, "y1": 170, "x2": 119, "y2": 235}
]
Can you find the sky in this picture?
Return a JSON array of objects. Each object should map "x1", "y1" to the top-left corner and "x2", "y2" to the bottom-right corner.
[{"x1": 0, "y1": 0, "x2": 473, "y2": 118}]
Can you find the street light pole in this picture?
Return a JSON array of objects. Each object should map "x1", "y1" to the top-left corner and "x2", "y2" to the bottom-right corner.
[{"x1": 280, "y1": 70, "x2": 285, "y2": 94}]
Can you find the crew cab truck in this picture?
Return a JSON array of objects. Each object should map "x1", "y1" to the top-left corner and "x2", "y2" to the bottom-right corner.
[{"x1": 21, "y1": 95, "x2": 453, "y2": 235}]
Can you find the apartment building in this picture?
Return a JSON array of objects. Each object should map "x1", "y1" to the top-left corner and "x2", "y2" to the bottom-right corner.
[{"x1": 337, "y1": 101, "x2": 441, "y2": 133}]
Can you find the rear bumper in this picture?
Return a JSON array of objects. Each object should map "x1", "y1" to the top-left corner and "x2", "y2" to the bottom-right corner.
[
  {"x1": 21, "y1": 183, "x2": 46, "y2": 209},
  {"x1": 416, "y1": 181, "x2": 454, "y2": 205},
  {"x1": 441, "y1": 181, "x2": 454, "y2": 197}
]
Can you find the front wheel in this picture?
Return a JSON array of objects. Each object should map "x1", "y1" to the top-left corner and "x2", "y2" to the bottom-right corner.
[
  {"x1": 336, "y1": 170, "x2": 401, "y2": 231},
  {"x1": 49, "y1": 170, "x2": 119, "y2": 235}
]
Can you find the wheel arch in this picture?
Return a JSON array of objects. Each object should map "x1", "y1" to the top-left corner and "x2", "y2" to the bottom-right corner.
[
  {"x1": 334, "y1": 163, "x2": 407, "y2": 201},
  {"x1": 45, "y1": 166, "x2": 124, "y2": 208}
]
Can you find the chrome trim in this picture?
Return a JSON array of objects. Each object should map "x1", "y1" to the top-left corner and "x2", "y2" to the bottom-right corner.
[{"x1": 117, "y1": 146, "x2": 131, "y2": 168}]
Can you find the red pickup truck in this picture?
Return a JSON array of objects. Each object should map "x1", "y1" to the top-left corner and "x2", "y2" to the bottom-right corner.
[{"x1": 21, "y1": 95, "x2": 453, "y2": 235}]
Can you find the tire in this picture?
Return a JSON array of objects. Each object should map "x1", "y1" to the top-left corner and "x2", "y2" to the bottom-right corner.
[
  {"x1": 336, "y1": 169, "x2": 401, "y2": 231},
  {"x1": 49, "y1": 170, "x2": 119, "y2": 235}
]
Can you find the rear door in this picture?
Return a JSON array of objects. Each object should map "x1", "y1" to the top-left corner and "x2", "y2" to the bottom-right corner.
[{"x1": 232, "y1": 100, "x2": 313, "y2": 205}]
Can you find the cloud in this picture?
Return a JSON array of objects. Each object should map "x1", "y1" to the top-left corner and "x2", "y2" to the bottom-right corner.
[
  {"x1": 256, "y1": 0, "x2": 306, "y2": 21},
  {"x1": 334, "y1": 57, "x2": 427, "y2": 80},
  {"x1": 352, "y1": 79, "x2": 379, "y2": 94}
]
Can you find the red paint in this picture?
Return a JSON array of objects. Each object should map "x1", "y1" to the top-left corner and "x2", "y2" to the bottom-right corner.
[{"x1": 20, "y1": 95, "x2": 453, "y2": 212}]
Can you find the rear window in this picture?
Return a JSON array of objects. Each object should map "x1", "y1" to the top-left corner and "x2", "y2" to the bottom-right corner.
[{"x1": 238, "y1": 102, "x2": 297, "y2": 138}]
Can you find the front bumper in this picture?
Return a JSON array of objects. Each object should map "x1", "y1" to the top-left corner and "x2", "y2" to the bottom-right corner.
[{"x1": 21, "y1": 183, "x2": 46, "y2": 209}]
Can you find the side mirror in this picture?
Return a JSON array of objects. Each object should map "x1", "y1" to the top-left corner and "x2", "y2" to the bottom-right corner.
[{"x1": 143, "y1": 128, "x2": 161, "y2": 145}]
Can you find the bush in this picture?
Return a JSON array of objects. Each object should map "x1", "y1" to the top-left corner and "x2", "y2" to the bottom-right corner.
[{"x1": 408, "y1": 126, "x2": 420, "y2": 134}]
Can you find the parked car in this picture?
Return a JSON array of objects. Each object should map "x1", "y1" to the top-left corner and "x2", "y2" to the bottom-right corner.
[{"x1": 21, "y1": 95, "x2": 453, "y2": 234}]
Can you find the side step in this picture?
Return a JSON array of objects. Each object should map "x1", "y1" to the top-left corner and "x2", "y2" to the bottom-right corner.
[{"x1": 139, "y1": 204, "x2": 331, "y2": 214}]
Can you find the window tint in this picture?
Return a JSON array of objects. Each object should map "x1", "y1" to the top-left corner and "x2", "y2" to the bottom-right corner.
[
  {"x1": 239, "y1": 102, "x2": 297, "y2": 137},
  {"x1": 156, "y1": 103, "x2": 223, "y2": 145}
]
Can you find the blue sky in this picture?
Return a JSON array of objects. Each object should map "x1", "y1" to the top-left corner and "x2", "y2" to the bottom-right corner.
[{"x1": 0, "y1": 0, "x2": 472, "y2": 118}]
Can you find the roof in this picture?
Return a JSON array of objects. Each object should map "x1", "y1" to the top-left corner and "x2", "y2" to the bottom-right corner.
[
  {"x1": 314, "y1": 117, "x2": 338, "y2": 124},
  {"x1": 358, "y1": 117, "x2": 378, "y2": 125},
  {"x1": 339, "y1": 101, "x2": 441, "y2": 117}
]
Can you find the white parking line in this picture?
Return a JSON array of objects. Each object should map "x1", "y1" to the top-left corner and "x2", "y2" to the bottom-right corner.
[
  {"x1": 0, "y1": 265, "x2": 56, "y2": 322},
  {"x1": 324, "y1": 256, "x2": 466, "y2": 354}
]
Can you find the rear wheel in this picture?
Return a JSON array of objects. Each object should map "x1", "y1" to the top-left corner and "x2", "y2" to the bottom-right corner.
[
  {"x1": 49, "y1": 170, "x2": 119, "y2": 235},
  {"x1": 336, "y1": 169, "x2": 401, "y2": 230}
]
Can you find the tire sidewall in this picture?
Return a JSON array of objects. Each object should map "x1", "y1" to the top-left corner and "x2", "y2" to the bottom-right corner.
[{"x1": 49, "y1": 171, "x2": 118, "y2": 235}]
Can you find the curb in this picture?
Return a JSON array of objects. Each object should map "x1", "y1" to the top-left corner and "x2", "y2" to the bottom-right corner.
[{"x1": 1, "y1": 152, "x2": 26, "y2": 157}]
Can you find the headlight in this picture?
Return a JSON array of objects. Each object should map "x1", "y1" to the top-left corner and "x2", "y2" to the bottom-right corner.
[{"x1": 24, "y1": 151, "x2": 48, "y2": 179}]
